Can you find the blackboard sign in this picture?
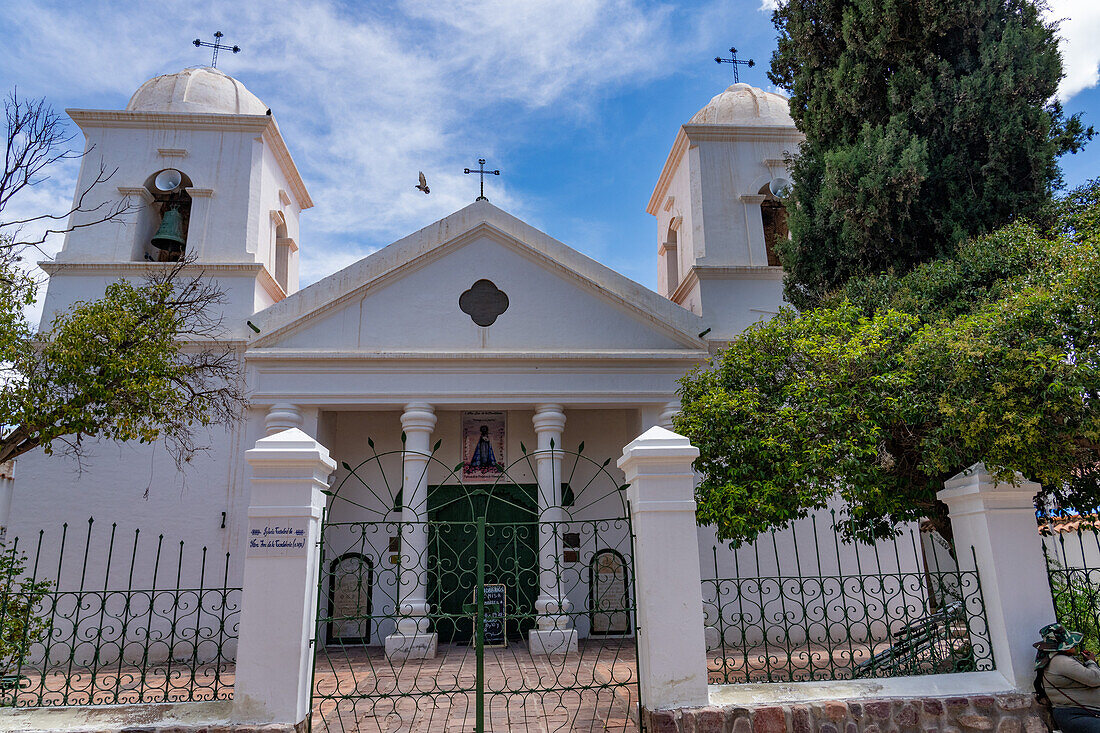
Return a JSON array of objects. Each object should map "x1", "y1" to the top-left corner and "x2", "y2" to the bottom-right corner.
[{"x1": 482, "y1": 583, "x2": 507, "y2": 648}]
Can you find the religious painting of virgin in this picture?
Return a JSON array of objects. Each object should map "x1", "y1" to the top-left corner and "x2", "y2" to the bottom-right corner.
[{"x1": 462, "y1": 411, "x2": 505, "y2": 482}]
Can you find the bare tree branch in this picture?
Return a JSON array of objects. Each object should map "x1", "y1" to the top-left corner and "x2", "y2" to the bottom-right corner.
[{"x1": 0, "y1": 90, "x2": 137, "y2": 258}]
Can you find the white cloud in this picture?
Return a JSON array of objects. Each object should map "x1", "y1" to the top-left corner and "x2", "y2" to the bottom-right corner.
[
  {"x1": 1046, "y1": 0, "x2": 1100, "y2": 101},
  {"x1": 0, "y1": 0, "x2": 697, "y2": 293}
]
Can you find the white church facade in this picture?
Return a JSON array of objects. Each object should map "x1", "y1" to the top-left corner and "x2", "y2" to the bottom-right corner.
[{"x1": 5, "y1": 67, "x2": 925, "y2": 660}]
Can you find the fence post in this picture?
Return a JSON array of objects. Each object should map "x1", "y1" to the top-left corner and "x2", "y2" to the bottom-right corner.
[
  {"x1": 937, "y1": 462, "x2": 1055, "y2": 691},
  {"x1": 233, "y1": 428, "x2": 335, "y2": 726},
  {"x1": 619, "y1": 426, "x2": 709, "y2": 711}
]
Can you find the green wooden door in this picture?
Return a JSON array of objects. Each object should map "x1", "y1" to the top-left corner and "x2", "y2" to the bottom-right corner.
[{"x1": 428, "y1": 484, "x2": 538, "y2": 644}]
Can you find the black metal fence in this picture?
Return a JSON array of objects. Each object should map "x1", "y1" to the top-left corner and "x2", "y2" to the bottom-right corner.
[
  {"x1": 0, "y1": 517, "x2": 239, "y2": 707},
  {"x1": 1043, "y1": 520, "x2": 1100, "y2": 655},
  {"x1": 702, "y1": 517, "x2": 994, "y2": 684}
]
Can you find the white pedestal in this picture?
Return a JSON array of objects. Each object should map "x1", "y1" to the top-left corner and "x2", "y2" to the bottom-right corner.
[
  {"x1": 528, "y1": 628, "x2": 578, "y2": 655},
  {"x1": 384, "y1": 632, "x2": 438, "y2": 659}
]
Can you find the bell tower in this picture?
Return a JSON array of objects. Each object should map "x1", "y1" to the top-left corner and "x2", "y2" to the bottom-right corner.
[
  {"x1": 647, "y1": 83, "x2": 802, "y2": 343},
  {"x1": 39, "y1": 66, "x2": 312, "y2": 335}
]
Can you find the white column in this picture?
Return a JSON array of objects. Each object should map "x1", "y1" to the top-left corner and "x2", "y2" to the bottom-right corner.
[
  {"x1": 937, "y1": 462, "x2": 1055, "y2": 691},
  {"x1": 385, "y1": 402, "x2": 438, "y2": 659},
  {"x1": 658, "y1": 401, "x2": 679, "y2": 430},
  {"x1": 264, "y1": 403, "x2": 302, "y2": 436},
  {"x1": 619, "y1": 426, "x2": 709, "y2": 711},
  {"x1": 639, "y1": 401, "x2": 679, "y2": 432},
  {"x1": 233, "y1": 428, "x2": 334, "y2": 727},
  {"x1": 529, "y1": 404, "x2": 577, "y2": 654}
]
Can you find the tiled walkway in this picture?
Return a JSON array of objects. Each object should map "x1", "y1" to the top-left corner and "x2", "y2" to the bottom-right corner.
[{"x1": 310, "y1": 640, "x2": 639, "y2": 733}]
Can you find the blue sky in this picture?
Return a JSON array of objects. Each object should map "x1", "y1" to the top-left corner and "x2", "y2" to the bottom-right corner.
[{"x1": 2, "y1": 0, "x2": 1098, "y2": 295}]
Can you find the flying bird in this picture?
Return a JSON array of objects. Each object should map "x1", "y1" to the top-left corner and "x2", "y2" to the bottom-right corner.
[{"x1": 415, "y1": 171, "x2": 430, "y2": 194}]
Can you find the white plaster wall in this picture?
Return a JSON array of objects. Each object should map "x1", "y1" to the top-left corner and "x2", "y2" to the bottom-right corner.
[
  {"x1": 698, "y1": 507, "x2": 928, "y2": 649},
  {"x1": 697, "y1": 272, "x2": 785, "y2": 341},
  {"x1": 255, "y1": 137, "x2": 303, "y2": 293},
  {"x1": 60, "y1": 125, "x2": 254, "y2": 263},
  {"x1": 272, "y1": 235, "x2": 688, "y2": 353},
  {"x1": 694, "y1": 136, "x2": 797, "y2": 268},
  {"x1": 654, "y1": 150, "x2": 695, "y2": 299},
  {"x1": 39, "y1": 270, "x2": 268, "y2": 337},
  {"x1": 8, "y1": 422, "x2": 247, "y2": 582},
  {"x1": 247, "y1": 358, "x2": 692, "y2": 409},
  {"x1": 7, "y1": 416, "x2": 252, "y2": 666},
  {"x1": 1042, "y1": 531, "x2": 1100, "y2": 571}
]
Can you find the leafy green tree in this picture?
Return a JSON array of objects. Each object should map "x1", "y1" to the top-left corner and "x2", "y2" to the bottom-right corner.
[
  {"x1": 0, "y1": 255, "x2": 246, "y2": 466},
  {"x1": 0, "y1": 91, "x2": 245, "y2": 466},
  {"x1": 676, "y1": 181, "x2": 1100, "y2": 545},
  {"x1": 769, "y1": 0, "x2": 1093, "y2": 309}
]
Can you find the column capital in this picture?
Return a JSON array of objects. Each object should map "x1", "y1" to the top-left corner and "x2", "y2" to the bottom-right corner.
[
  {"x1": 401, "y1": 402, "x2": 436, "y2": 433},
  {"x1": 264, "y1": 402, "x2": 302, "y2": 436},
  {"x1": 658, "y1": 401, "x2": 680, "y2": 431},
  {"x1": 532, "y1": 404, "x2": 566, "y2": 434}
]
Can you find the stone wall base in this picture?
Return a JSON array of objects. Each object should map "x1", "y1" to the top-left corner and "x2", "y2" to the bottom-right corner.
[{"x1": 644, "y1": 693, "x2": 1052, "y2": 733}]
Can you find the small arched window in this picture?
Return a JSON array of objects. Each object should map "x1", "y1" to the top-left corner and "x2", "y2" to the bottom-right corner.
[{"x1": 758, "y1": 184, "x2": 788, "y2": 267}]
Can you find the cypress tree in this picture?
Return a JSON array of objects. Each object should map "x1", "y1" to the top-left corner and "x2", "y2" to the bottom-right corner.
[{"x1": 769, "y1": 0, "x2": 1092, "y2": 309}]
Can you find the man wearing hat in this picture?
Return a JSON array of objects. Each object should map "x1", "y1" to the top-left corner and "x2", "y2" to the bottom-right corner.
[{"x1": 1036, "y1": 623, "x2": 1100, "y2": 731}]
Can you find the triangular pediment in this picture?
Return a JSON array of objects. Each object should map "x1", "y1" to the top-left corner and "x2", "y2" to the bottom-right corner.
[{"x1": 248, "y1": 201, "x2": 705, "y2": 354}]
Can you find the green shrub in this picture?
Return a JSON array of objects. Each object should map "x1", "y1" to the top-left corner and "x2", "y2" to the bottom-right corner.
[{"x1": 0, "y1": 543, "x2": 51, "y2": 703}]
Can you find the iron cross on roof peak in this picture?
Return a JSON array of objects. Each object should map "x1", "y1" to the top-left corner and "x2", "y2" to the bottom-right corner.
[
  {"x1": 715, "y1": 46, "x2": 755, "y2": 84},
  {"x1": 193, "y1": 31, "x2": 241, "y2": 68},
  {"x1": 463, "y1": 158, "x2": 500, "y2": 202}
]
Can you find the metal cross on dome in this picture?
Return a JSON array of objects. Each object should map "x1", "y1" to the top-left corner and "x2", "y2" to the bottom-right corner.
[
  {"x1": 193, "y1": 31, "x2": 241, "y2": 68},
  {"x1": 715, "y1": 46, "x2": 755, "y2": 84},
  {"x1": 463, "y1": 158, "x2": 500, "y2": 202}
]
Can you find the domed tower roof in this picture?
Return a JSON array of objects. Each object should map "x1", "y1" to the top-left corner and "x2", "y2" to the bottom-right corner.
[
  {"x1": 126, "y1": 67, "x2": 267, "y2": 116},
  {"x1": 689, "y1": 82, "x2": 793, "y2": 127}
]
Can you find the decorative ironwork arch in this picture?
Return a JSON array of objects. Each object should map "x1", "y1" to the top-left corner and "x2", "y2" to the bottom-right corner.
[{"x1": 325, "y1": 437, "x2": 629, "y2": 522}]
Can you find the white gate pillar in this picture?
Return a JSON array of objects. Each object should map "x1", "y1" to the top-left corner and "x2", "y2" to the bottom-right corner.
[
  {"x1": 530, "y1": 403, "x2": 578, "y2": 654},
  {"x1": 938, "y1": 462, "x2": 1056, "y2": 691},
  {"x1": 386, "y1": 402, "x2": 438, "y2": 659},
  {"x1": 619, "y1": 426, "x2": 709, "y2": 711},
  {"x1": 233, "y1": 428, "x2": 334, "y2": 727}
]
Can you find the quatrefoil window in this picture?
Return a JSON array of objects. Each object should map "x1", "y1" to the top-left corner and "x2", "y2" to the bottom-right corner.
[{"x1": 459, "y1": 279, "x2": 509, "y2": 327}]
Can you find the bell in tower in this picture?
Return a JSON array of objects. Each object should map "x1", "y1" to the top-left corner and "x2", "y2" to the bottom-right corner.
[
  {"x1": 151, "y1": 207, "x2": 186, "y2": 253},
  {"x1": 146, "y1": 168, "x2": 192, "y2": 261}
]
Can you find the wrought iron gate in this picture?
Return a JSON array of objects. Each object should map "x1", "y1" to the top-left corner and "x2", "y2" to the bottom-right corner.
[{"x1": 310, "y1": 442, "x2": 642, "y2": 732}]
